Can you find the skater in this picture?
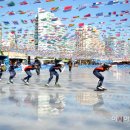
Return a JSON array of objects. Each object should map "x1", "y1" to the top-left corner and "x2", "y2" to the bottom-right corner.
[
  {"x1": 34, "y1": 57, "x2": 41, "y2": 75},
  {"x1": 68, "y1": 60, "x2": 73, "y2": 72},
  {"x1": 8, "y1": 61, "x2": 18, "y2": 84},
  {"x1": 22, "y1": 64, "x2": 37, "y2": 85},
  {"x1": 45, "y1": 61, "x2": 64, "y2": 87},
  {"x1": 0, "y1": 65, "x2": 2, "y2": 81},
  {"x1": 93, "y1": 63, "x2": 112, "y2": 91},
  {"x1": 0, "y1": 63, "x2": 4, "y2": 80}
]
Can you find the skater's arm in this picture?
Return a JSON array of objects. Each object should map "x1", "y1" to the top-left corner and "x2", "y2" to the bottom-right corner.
[{"x1": 59, "y1": 68, "x2": 62, "y2": 72}]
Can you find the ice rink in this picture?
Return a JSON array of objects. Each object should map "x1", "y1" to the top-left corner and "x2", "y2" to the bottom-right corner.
[{"x1": 0, "y1": 66, "x2": 130, "y2": 130}]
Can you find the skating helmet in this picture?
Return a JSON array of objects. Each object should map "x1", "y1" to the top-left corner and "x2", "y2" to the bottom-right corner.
[
  {"x1": 103, "y1": 63, "x2": 111, "y2": 68},
  {"x1": 58, "y1": 61, "x2": 64, "y2": 66}
]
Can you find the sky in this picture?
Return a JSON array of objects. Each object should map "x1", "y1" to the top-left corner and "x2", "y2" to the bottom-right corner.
[{"x1": 0, "y1": 0, "x2": 130, "y2": 40}]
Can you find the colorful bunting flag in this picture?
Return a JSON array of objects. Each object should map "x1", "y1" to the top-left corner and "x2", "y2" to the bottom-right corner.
[
  {"x1": 11, "y1": 30, "x2": 15, "y2": 34},
  {"x1": 73, "y1": 16, "x2": 79, "y2": 19},
  {"x1": 63, "y1": 6, "x2": 72, "y2": 12},
  {"x1": 30, "y1": 19, "x2": 36, "y2": 23},
  {"x1": 38, "y1": 8, "x2": 45, "y2": 13},
  {"x1": 21, "y1": 20, "x2": 28, "y2": 24},
  {"x1": 110, "y1": 20, "x2": 116, "y2": 22},
  {"x1": 121, "y1": 10, "x2": 129, "y2": 14},
  {"x1": 51, "y1": 18, "x2": 58, "y2": 21},
  {"x1": 84, "y1": 13, "x2": 91, "y2": 18},
  {"x1": 20, "y1": 1, "x2": 28, "y2": 5},
  {"x1": 12, "y1": 21, "x2": 19, "y2": 25},
  {"x1": 90, "y1": 5, "x2": 99, "y2": 8},
  {"x1": 3, "y1": 21, "x2": 10, "y2": 25},
  {"x1": 50, "y1": 7, "x2": 59, "y2": 12},
  {"x1": 18, "y1": 10, "x2": 26, "y2": 14},
  {"x1": 18, "y1": 28, "x2": 22, "y2": 32},
  {"x1": 99, "y1": 22, "x2": 105, "y2": 24},
  {"x1": 0, "y1": 6, "x2": 3, "y2": 8},
  {"x1": 8, "y1": 11, "x2": 15, "y2": 15},
  {"x1": 77, "y1": 4, "x2": 86, "y2": 11},
  {"x1": 120, "y1": 18, "x2": 127, "y2": 21},
  {"x1": 78, "y1": 23, "x2": 84, "y2": 28},
  {"x1": 112, "y1": 11, "x2": 116, "y2": 15},
  {"x1": 96, "y1": 12, "x2": 103, "y2": 17},
  {"x1": 33, "y1": 0, "x2": 41, "y2": 4},
  {"x1": 7, "y1": 1, "x2": 15, "y2": 6},
  {"x1": 120, "y1": 0, "x2": 129, "y2": 4},
  {"x1": 68, "y1": 24, "x2": 74, "y2": 27},
  {"x1": 41, "y1": 18, "x2": 47, "y2": 21},
  {"x1": 106, "y1": 0, "x2": 119, "y2": 5},
  {"x1": 93, "y1": 2, "x2": 102, "y2": 5},
  {"x1": 46, "y1": 0, "x2": 55, "y2": 2},
  {"x1": 116, "y1": 33, "x2": 120, "y2": 37}
]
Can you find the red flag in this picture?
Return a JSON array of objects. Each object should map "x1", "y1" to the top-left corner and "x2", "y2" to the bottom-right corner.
[
  {"x1": 8, "y1": 11, "x2": 15, "y2": 15},
  {"x1": 20, "y1": 1, "x2": 28, "y2": 5},
  {"x1": 63, "y1": 6, "x2": 72, "y2": 12},
  {"x1": 11, "y1": 31, "x2": 15, "y2": 34},
  {"x1": 0, "y1": 6, "x2": 3, "y2": 9},
  {"x1": 84, "y1": 13, "x2": 91, "y2": 17},
  {"x1": 112, "y1": 11, "x2": 116, "y2": 15},
  {"x1": 116, "y1": 33, "x2": 120, "y2": 37},
  {"x1": 78, "y1": 23, "x2": 84, "y2": 28}
]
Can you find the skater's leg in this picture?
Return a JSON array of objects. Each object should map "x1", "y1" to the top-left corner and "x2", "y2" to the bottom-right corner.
[
  {"x1": 26, "y1": 71, "x2": 32, "y2": 82},
  {"x1": 9, "y1": 71, "x2": 16, "y2": 83},
  {"x1": 0, "y1": 71, "x2": 2, "y2": 79},
  {"x1": 69, "y1": 66, "x2": 72, "y2": 72},
  {"x1": 47, "y1": 71, "x2": 54, "y2": 84},
  {"x1": 36, "y1": 66, "x2": 40, "y2": 75},
  {"x1": 93, "y1": 70, "x2": 104, "y2": 89},
  {"x1": 53, "y1": 71, "x2": 59, "y2": 85}
]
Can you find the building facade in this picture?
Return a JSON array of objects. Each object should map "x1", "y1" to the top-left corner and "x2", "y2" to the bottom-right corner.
[{"x1": 74, "y1": 26, "x2": 105, "y2": 59}]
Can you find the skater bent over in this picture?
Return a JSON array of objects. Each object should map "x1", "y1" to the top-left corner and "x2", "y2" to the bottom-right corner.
[
  {"x1": 46, "y1": 61, "x2": 64, "y2": 87},
  {"x1": 34, "y1": 57, "x2": 41, "y2": 75},
  {"x1": 0, "y1": 63, "x2": 4, "y2": 80},
  {"x1": 22, "y1": 64, "x2": 37, "y2": 85},
  {"x1": 8, "y1": 61, "x2": 18, "y2": 84},
  {"x1": 93, "y1": 64, "x2": 111, "y2": 91}
]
